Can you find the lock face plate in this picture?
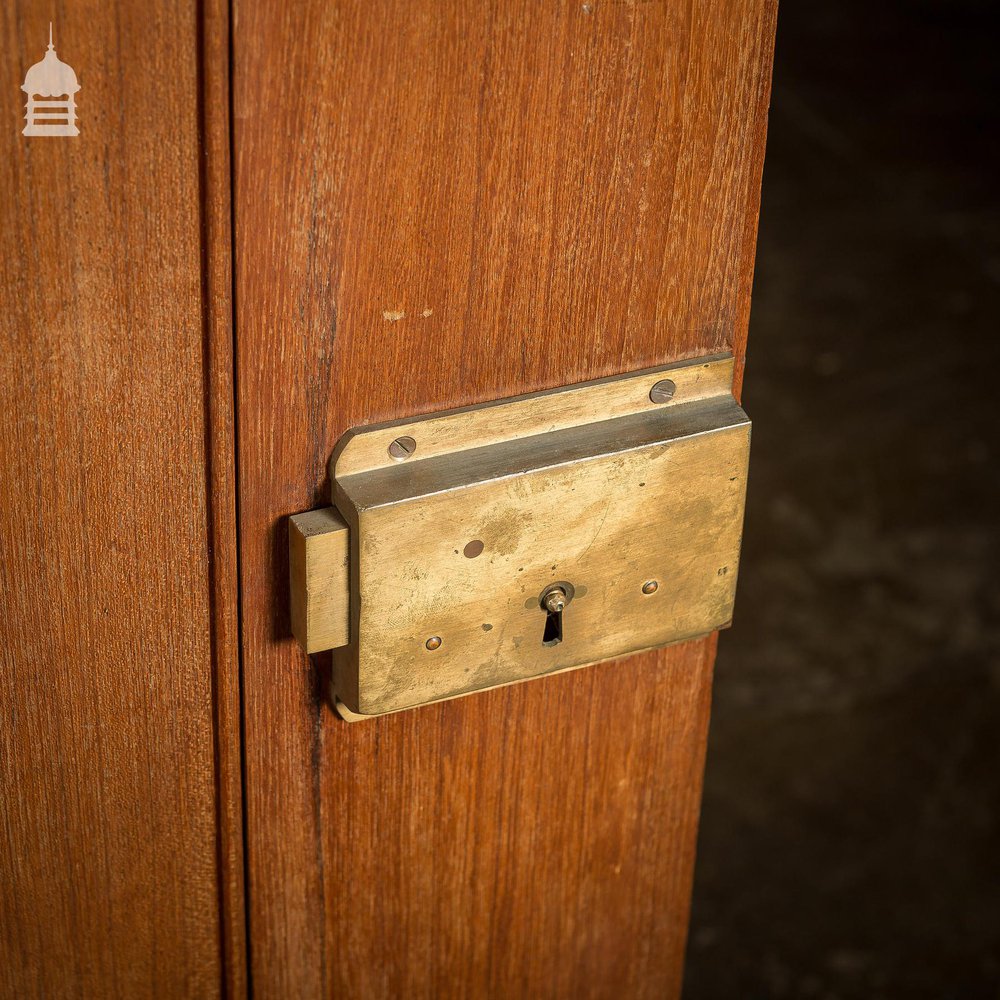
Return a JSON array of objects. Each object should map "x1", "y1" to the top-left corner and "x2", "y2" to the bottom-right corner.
[{"x1": 330, "y1": 353, "x2": 750, "y2": 717}]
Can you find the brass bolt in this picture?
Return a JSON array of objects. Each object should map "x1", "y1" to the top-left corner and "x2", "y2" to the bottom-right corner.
[
  {"x1": 425, "y1": 636, "x2": 442, "y2": 650},
  {"x1": 642, "y1": 580, "x2": 658, "y2": 595}
]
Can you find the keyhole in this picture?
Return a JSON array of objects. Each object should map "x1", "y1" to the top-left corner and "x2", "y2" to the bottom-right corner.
[
  {"x1": 542, "y1": 605, "x2": 563, "y2": 646},
  {"x1": 539, "y1": 585, "x2": 572, "y2": 647}
]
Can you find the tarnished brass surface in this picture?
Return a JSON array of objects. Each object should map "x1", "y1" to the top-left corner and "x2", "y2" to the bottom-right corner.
[
  {"x1": 288, "y1": 506, "x2": 350, "y2": 653},
  {"x1": 324, "y1": 353, "x2": 750, "y2": 718}
]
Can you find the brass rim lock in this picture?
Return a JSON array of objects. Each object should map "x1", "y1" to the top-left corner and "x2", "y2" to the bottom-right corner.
[{"x1": 288, "y1": 352, "x2": 750, "y2": 720}]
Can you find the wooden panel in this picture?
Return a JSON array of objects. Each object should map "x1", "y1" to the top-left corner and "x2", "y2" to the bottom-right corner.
[
  {"x1": 234, "y1": 1, "x2": 775, "y2": 995},
  {"x1": 198, "y1": 0, "x2": 248, "y2": 993},
  {"x1": 0, "y1": 2, "x2": 242, "y2": 997}
]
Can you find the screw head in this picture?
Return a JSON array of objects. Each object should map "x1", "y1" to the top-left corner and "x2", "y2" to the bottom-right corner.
[
  {"x1": 649, "y1": 379, "x2": 676, "y2": 404},
  {"x1": 642, "y1": 580, "x2": 658, "y2": 595},
  {"x1": 388, "y1": 435, "x2": 417, "y2": 461},
  {"x1": 425, "y1": 636, "x2": 442, "y2": 651}
]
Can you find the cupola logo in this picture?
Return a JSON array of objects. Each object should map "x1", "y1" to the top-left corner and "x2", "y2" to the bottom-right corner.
[{"x1": 21, "y1": 23, "x2": 80, "y2": 137}]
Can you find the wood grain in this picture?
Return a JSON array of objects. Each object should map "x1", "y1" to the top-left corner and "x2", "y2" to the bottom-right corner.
[
  {"x1": 0, "y1": 2, "x2": 241, "y2": 996},
  {"x1": 233, "y1": 0, "x2": 775, "y2": 995}
]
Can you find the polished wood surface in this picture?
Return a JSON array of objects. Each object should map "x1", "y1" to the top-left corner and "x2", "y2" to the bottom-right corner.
[
  {"x1": 0, "y1": 2, "x2": 242, "y2": 996},
  {"x1": 199, "y1": 0, "x2": 248, "y2": 993},
  {"x1": 234, "y1": 1, "x2": 775, "y2": 995}
]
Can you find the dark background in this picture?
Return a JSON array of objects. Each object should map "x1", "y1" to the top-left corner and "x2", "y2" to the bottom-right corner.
[{"x1": 685, "y1": 1, "x2": 1000, "y2": 996}]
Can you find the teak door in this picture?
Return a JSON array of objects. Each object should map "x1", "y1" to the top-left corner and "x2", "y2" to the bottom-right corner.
[
  {"x1": 1, "y1": 1, "x2": 243, "y2": 996},
  {"x1": 234, "y1": 1, "x2": 775, "y2": 997},
  {"x1": 1, "y1": 1, "x2": 775, "y2": 997}
]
